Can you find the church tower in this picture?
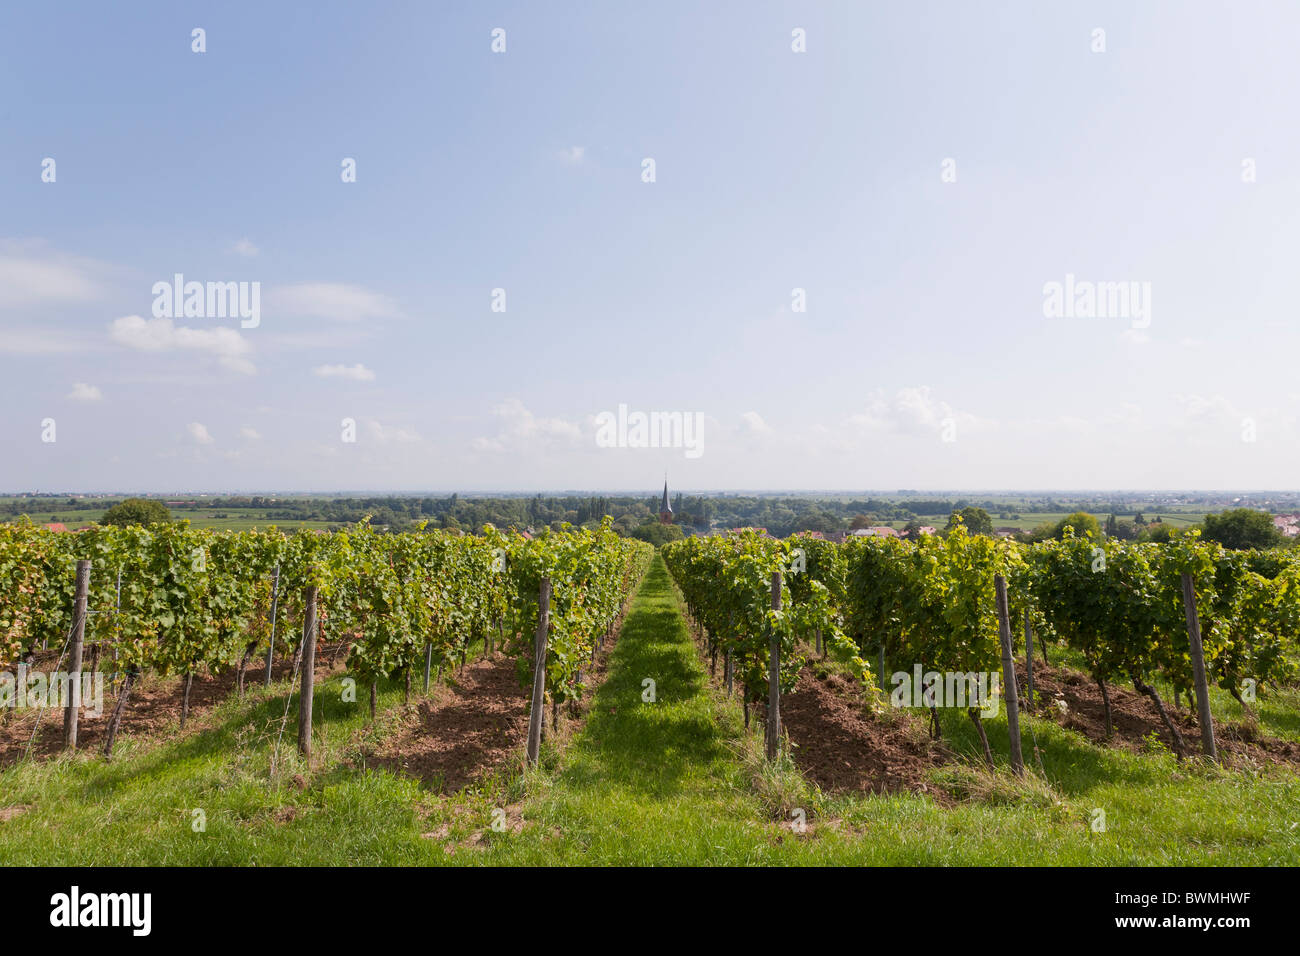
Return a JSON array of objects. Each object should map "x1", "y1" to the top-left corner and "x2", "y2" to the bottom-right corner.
[{"x1": 659, "y1": 478, "x2": 673, "y2": 525}]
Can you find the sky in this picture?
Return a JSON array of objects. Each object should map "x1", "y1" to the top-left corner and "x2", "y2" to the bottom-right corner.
[{"x1": 2, "y1": 0, "x2": 1299, "y2": 493}]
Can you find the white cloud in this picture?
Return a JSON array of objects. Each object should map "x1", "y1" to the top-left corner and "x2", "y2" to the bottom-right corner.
[
  {"x1": 0, "y1": 242, "x2": 106, "y2": 307},
  {"x1": 559, "y1": 146, "x2": 586, "y2": 165},
  {"x1": 231, "y1": 238, "x2": 259, "y2": 257},
  {"x1": 187, "y1": 422, "x2": 214, "y2": 445},
  {"x1": 473, "y1": 399, "x2": 583, "y2": 453},
  {"x1": 66, "y1": 382, "x2": 102, "y2": 402},
  {"x1": 1177, "y1": 393, "x2": 1235, "y2": 423},
  {"x1": 849, "y1": 386, "x2": 970, "y2": 433},
  {"x1": 238, "y1": 425, "x2": 261, "y2": 440},
  {"x1": 740, "y1": 411, "x2": 771, "y2": 434},
  {"x1": 108, "y1": 315, "x2": 255, "y2": 375},
  {"x1": 313, "y1": 362, "x2": 376, "y2": 382},
  {"x1": 367, "y1": 420, "x2": 421, "y2": 444},
  {"x1": 1121, "y1": 328, "x2": 1151, "y2": 346},
  {"x1": 269, "y1": 283, "x2": 401, "y2": 322}
]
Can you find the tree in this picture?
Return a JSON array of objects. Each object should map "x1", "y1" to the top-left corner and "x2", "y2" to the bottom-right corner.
[
  {"x1": 99, "y1": 498, "x2": 172, "y2": 528},
  {"x1": 1112, "y1": 518, "x2": 1139, "y2": 541},
  {"x1": 945, "y1": 507, "x2": 993, "y2": 536},
  {"x1": 1050, "y1": 511, "x2": 1101, "y2": 540},
  {"x1": 631, "y1": 522, "x2": 684, "y2": 547},
  {"x1": 794, "y1": 512, "x2": 843, "y2": 534},
  {"x1": 1140, "y1": 523, "x2": 1180, "y2": 544},
  {"x1": 1201, "y1": 509, "x2": 1283, "y2": 550}
]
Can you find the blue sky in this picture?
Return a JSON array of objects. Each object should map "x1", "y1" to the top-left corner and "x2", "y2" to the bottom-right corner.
[{"x1": 3, "y1": 1, "x2": 1299, "y2": 492}]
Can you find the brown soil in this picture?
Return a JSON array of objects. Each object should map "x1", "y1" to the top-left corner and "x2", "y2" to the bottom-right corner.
[
  {"x1": 361, "y1": 608, "x2": 629, "y2": 793},
  {"x1": 359, "y1": 653, "x2": 531, "y2": 792},
  {"x1": 0, "y1": 642, "x2": 350, "y2": 768},
  {"x1": 779, "y1": 669, "x2": 954, "y2": 801},
  {"x1": 685, "y1": 620, "x2": 954, "y2": 801},
  {"x1": 1017, "y1": 660, "x2": 1300, "y2": 769}
]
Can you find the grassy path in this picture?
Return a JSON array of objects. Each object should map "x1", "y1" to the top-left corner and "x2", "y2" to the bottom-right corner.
[{"x1": 478, "y1": 554, "x2": 775, "y2": 863}]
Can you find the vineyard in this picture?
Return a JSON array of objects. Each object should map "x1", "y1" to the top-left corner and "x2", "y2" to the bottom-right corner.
[
  {"x1": 0, "y1": 519, "x2": 652, "y2": 763},
  {"x1": 664, "y1": 525, "x2": 1300, "y2": 770},
  {"x1": 1, "y1": 521, "x2": 1297, "y2": 866}
]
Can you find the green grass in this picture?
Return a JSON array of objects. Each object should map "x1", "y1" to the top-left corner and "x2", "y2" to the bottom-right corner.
[
  {"x1": 1, "y1": 555, "x2": 1297, "y2": 865},
  {"x1": 8, "y1": 508, "x2": 340, "y2": 531}
]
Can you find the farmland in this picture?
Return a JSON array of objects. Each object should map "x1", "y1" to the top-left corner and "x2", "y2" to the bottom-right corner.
[{"x1": 0, "y1": 491, "x2": 1281, "y2": 537}]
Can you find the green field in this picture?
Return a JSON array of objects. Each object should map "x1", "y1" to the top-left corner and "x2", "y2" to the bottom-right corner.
[
  {"x1": 2, "y1": 555, "x2": 1295, "y2": 866},
  {"x1": 4, "y1": 506, "x2": 341, "y2": 532},
  {"x1": 880, "y1": 512, "x2": 1203, "y2": 532}
]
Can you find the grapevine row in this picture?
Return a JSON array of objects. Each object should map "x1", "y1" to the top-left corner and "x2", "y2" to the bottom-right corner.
[{"x1": 0, "y1": 519, "x2": 652, "y2": 756}]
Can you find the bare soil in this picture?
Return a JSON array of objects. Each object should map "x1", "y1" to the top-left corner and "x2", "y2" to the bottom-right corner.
[
  {"x1": 688, "y1": 625, "x2": 954, "y2": 801},
  {"x1": 779, "y1": 669, "x2": 954, "y2": 801},
  {"x1": 361, "y1": 607, "x2": 630, "y2": 793},
  {"x1": 359, "y1": 653, "x2": 531, "y2": 792},
  {"x1": 1017, "y1": 660, "x2": 1300, "y2": 769}
]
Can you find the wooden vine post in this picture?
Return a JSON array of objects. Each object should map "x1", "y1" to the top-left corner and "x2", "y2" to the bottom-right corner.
[
  {"x1": 1180, "y1": 573, "x2": 1218, "y2": 762},
  {"x1": 995, "y1": 574, "x2": 1024, "y2": 776},
  {"x1": 1023, "y1": 607, "x2": 1034, "y2": 707},
  {"x1": 63, "y1": 559, "x2": 91, "y2": 750},
  {"x1": 764, "y1": 570, "x2": 781, "y2": 761},
  {"x1": 110, "y1": 568, "x2": 121, "y2": 695},
  {"x1": 297, "y1": 585, "x2": 318, "y2": 758},
  {"x1": 263, "y1": 564, "x2": 280, "y2": 687},
  {"x1": 525, "y1": 577, "x2": 551, "y2": 765},
  {"x1": 724, "y1": 610, "x2": 734, "y2": 697}
]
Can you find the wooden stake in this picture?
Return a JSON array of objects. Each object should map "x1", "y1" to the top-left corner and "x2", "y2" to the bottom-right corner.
[
  {"x1": 525, "y1": 577, "x2": 551, "y2": 765},
  {"x1": 263, "y1": 565, "x2": 280, "y2": 687},
  {"x1": 1180, "y1": 573, "x2": 1218, "y2": 762},
  {"x1": 180, "y1": 671, "x2": 193, "y2": 729},
  {"x1": 995, "y1": 574, "x2": 1024, "y2": 775},
  {"x1": 1023, "y1": 607, "x2": 1034, "y2": 707},
  {"x1": 297, "y1": 585, "x2": 318, "y2": 758},
  {"x1": 765, "y1": 571, "x2": 782, "y2": 761},
  {"x1": 110, "y1": 568, "x2": 121, "y2": 695},
  {"x1": 63, "y1": 559, "x2": 90, "y2": 751},
  {"x1": 103, "y1": 668, "x2": 136, "y2": 760}
]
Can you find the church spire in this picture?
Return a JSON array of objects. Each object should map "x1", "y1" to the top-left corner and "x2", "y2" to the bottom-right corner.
[{"x1": 659, "y1": 476, "x2": 672, "y2": 524}]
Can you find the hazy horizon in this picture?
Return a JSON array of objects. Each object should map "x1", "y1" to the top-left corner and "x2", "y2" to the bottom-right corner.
[{"x1": 9, "y1": 486, "x2": 1300, "y2": 498}]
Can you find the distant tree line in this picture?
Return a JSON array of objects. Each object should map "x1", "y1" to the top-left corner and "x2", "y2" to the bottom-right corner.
[{"x1": 5, "y1": 495, "x2": 1295, "y2": 550}]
